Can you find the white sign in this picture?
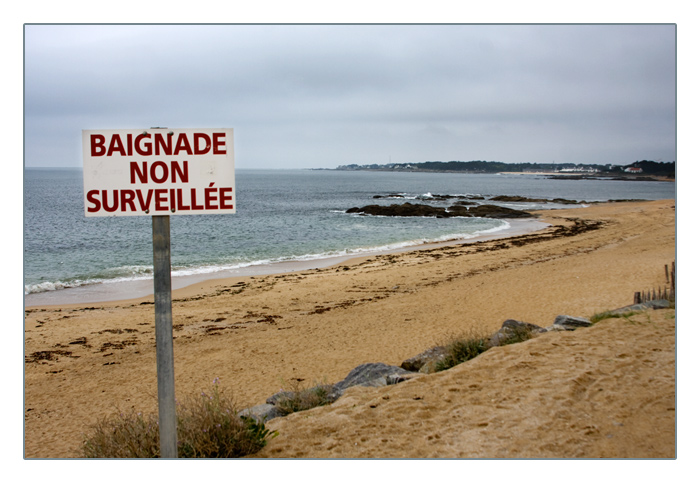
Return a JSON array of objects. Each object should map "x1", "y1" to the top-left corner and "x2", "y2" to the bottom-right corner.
[{"x1": 82, "y1": 128, "x2": 235, "y2": 217}]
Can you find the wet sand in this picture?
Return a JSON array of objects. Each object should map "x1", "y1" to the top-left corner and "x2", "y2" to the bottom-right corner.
[{"x1": 24, "y1": 200, "x2": 676, "y2": 458}]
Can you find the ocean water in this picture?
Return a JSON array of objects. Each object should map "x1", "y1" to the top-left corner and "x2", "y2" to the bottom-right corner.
[{"x1": 24, "y1": 168, "x2": 674, "y2": 304}]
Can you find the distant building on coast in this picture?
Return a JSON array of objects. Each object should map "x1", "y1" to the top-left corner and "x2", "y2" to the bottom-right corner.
[
  {"x1": 624, "y1": 167, "x2": 643, "y2": 173},
  {"x1": 555, "y1": 166, "x2": 600, "y2": 173}
]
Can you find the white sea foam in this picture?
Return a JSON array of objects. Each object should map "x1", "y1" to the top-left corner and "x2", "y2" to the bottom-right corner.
[
  {"x1": 25, "y1": 221, "x2": 514, "y2": 296},
  {"x1": 25, "y1": 280, "x2": 80, "y2": 294},
  {"x1": 165, "y1": 221, "x2": 512, "y2": 279}
]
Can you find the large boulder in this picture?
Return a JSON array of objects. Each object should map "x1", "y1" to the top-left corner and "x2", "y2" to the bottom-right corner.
[
  {"x1": 446, "y1": 205, "x2": 470, "y2": 216},
  {"x1": 334, "y1": 362, "x2": 414, "y2": 392},
  {"x1": 237, "y1": 404, "x2": 285, "y2": 423},
  {"x1": 551, "y1": 315, "x2": 592, "y2": 331},
  {"x1": 266, "y1": 384, "x2": 343, "y2": 410},
  {"x1": 400, "y1": 346, "x2": 448, "y2": 372},
  {"x1": 465, "y1": 204, "x2": 534, "y2": 219},
  {"x1": 489, "y1": 319, "x2": 546, "y2": 347}
]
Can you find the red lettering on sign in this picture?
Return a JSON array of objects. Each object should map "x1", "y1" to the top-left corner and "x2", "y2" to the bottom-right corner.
[
  {"x1": 101, "y1": 190, "x2": 119, "y2": 213},
  {"x1": 130, "y1": 162, "x2": 148, "y2": 184},
  {"x1": 135, "y1": 133, "x2": 152, "y2": 156},
  {"x1": 172, "y1": 161, "x2": 189, "y2": 183},
  {"x1": 154, "y1": 132, "x2": 172, "y2": 156},
  {"x1": 90, "y1": 135, "x2": 106, "y2": 157},
  {"x1": 204, "y1": 183, "x2": 217, "y2": 210},
  {"x1": 130, "y1": 161, "x2": 189, "y2": 184},
  {"x1": 194, "y1": 133, "x2": 211, "y2": 155},
  {"x1": 120, "y1": 190, "x2": 137, "y2": 212},
  {"x1": 86, "y1": 187, "x2": 233, "y2": 214},
  {"x1": 219, "y1": 187, "x2": 234, "y2": 209},
  {"x1": 176, "y1": 189, "x2": 190, "y2": 211},
  {"x1": 136, "y1": 190, "x2": 153, "y2": 211},
  {"x1": 174, "y1": 133, "x2": 193, "y2": 155},
  {"x1": 107, "y1": 135, "x2": 126, "y2": 157},
  {"x1": 154, "y1": 189, "x2": 168, "y2": 211},
  {"x1": 212, "y1": 132, "x2": 226, "y2": 154},
  {"x1": 190, "y1": 189, "x2": 204, "y2": 210},
  {"x1": 150, "y1": 161, "x2": 169, "y2": 184},
  {"x1": 86, "y1": 190, "x2": 101, "y2": 212}
]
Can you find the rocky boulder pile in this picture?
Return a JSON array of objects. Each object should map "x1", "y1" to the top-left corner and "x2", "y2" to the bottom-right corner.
[{"x1": 237, "y1": 300, "x2": 670, "y2": 424}]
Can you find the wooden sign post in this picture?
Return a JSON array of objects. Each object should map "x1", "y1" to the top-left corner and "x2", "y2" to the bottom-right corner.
[{"x1": 82, "y1": 127, "x2": 235, "y2": 458}]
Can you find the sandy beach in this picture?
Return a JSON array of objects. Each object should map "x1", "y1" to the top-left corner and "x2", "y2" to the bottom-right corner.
[{"x1": 24, "y1": 199, "x2": 676, "y2": 458}]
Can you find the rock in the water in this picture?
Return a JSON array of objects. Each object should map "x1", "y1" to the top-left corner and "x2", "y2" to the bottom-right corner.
[
  {"x1": 346, "y1": 202, "x2": 532, "y2": 219},
  {"x1": 346, "y1": 203, "x2": 448, "y2": 217},
  {"x1": 550, "y1": 198, "x2": 580, "y2": 204},
  {"x1": 465, "y1": 204, "x2": 534, "y2": 219},
  {"x1": 490, "y1": 195, "x2": 548, "y2": 203},
  {"x1": 446, "y1": 205, "x2": 470, "y2": 216},
  {"x1": 552, "y1": 315, "x2": 592, "y2": 330}
]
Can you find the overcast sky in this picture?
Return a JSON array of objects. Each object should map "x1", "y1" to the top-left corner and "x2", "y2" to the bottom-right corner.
[{"x1": 23, "y1": 24, "x2": 676, "y2": 169}]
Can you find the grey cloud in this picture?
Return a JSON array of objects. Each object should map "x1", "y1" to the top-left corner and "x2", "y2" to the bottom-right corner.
[{"x1": 24, "y1": 24, "x2": 676, "y2": 169}]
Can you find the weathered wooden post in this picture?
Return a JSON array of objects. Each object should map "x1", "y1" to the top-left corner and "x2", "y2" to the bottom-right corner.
[
  {"x1": 671, "y1": 261, "x2": 675, "y2": 300},
  {"x1": 152, "y1": 215, "x2": 177, "y2": 458}
]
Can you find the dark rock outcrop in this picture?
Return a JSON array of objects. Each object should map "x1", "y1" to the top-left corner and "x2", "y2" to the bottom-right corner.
[
  {"x1": 446, "y1": 205, "x2": 470, "y2": 216},
  {"x1": 489, "y1": 195, "x2": 582, "y2": 204},
  {"x1": 490, "y1": 195, "x2": 548, "y2": 203},
  {"x1": 550, "y1": 198, "x2": 581, "y2": 204},
  {"x1": 346, "y1": 202, "x2": 533, "y2": 219},
  {"x1": 464, "y1": 204, "x2": 535, "y2": 218},
  {"x1": 346, "y1": 203, "x2": 447, "y2": 217}
]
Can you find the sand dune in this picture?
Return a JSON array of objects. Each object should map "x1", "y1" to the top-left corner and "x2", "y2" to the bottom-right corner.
[{"x1": 258, "y1": 308, "x2": 675, "y2": 458}]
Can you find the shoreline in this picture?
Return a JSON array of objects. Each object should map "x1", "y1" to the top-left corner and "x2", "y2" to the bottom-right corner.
[
  {"x1": 24, "y1": 200, "x2": 676, "y2": 458},
  {"x1": 24, "y1": 218, "x2": 549, "y2": 308}
]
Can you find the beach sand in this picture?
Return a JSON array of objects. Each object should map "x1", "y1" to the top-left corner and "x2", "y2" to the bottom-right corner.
[{"x1": 24, "y1": 199, "x2": 676, "y2": 458}]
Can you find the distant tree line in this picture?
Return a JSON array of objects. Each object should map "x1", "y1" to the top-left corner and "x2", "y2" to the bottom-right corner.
[
  {"x1": 336, "y1": 160, "x2": 675, "y2": 177},
  {"x1": 619, "y1": 160, "x2": 676, "y2": 176}
]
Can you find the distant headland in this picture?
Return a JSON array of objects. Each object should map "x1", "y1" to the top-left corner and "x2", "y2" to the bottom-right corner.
[{"x1": 331, "y1": 160, "x2": 675, "y2": 180}]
